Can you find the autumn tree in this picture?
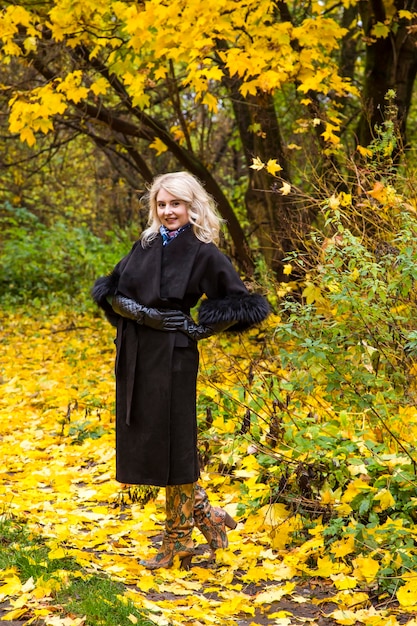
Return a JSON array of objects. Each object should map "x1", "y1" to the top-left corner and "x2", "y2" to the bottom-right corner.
[{"x1": 1, "y1": 0, "x2": 417, "y2": 275}]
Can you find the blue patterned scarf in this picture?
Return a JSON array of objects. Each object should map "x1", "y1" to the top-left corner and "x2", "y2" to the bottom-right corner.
[{"x1": 159, "y1": 223, "x2": 191, "y2": 246}]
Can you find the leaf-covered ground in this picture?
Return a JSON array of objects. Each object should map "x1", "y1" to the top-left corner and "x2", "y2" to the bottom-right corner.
[{"x1": 1, "y1": 311, "x2": 417, "y2": 625}]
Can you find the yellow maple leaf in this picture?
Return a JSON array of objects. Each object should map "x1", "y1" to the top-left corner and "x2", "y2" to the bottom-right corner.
[
  {"x1": 341, "y1": 478, "x2": 375, "y2": 503},
  {"x1": 33, "y1": 577, "x2": 61, "y2": 599},
  {"x1": 373, "y1": 488, "x2": 395, "y2": 511},
  {"x1": 258, "y1": 503, "x2": 290, "y2": 525},
  {"x1": 254, "y1": 581, "x2": 296, "y2": 604},
  {"x1": 302, "y1": 281, "x2": 323, "y2": 305},
  {"x1": 367, "y1": 181, "x2": 387, "y2": 203},
  {"x1": 297, "y1": 69, "x2": 328, "y2": 93},
  {"x1": 201, "y1": 92, "x2": 218, "y2": 112},
  {"x1": 154, "y1": 66, "x2": 168, "y2": 80},
  {"x1": 398, "y1": 10, "x2": 414, "y2": 19},
  {"x1": 57, "y1": 71, "x2": 89, "y2": 104},
  {"x1": 149, "y1": 137, "x2": 168, "y2": 155},
  {"x1": 328, "y1": 609, "x2": 357, "y2": 625},
  {"x1": 321, "y1": 122, "x2": 341, "y2": 144},
  {"x1": 331, "y1": 590, "x2": 369, "y2": 609},
  {"x1": 270, "y1": 520, "x2": 293, "y2": 550},
  {"x1": 331, "y1": 574, "x2": 358, "y2": 591},
  {"x1": 330, "y1": 534, "x2": 355, "y2": 558},
  {"x1": 0, "y1": 575, "x2": 23, "y2": 598},
  {"x1": 279, "y1": 182, "x2": 291, "y2": 195},
  {"x1": 339, "y1": 192, "x2": 352, "y2": 206},
  {"x1": 90, "y1": 77, "x2": 108, "y2": 96},
  {"x1": 352, "y1": 555, "x2": 379, "y2": 583},
  {"x1": 20, "y1": 126, "x2": 36, "y2": 146},
  {"x1": 397, "y1": 578, "x2": 417, "y2": 607},
  {"x1": 315, "y1": 555, "x2": 350, "y2": 577},
  {"x1": 240, "y1": 80, "x2": 259, "y2": 97},
  {"x1": 217, "y1": 594, "x2": 255, "y2": 616},
  {"x1": 1, "y1": 608, "x2": 30, "y2": 621},
  {"x1": 250, "y1": 156, "x2": 265, "y2": 171},
  {"x1": 266, "y1": 159, "x2": 282, "y2": 176},
  {"x1": 357, "y1": 145, "x2": 372, "y2": 158},
  {"x1": 48, "y1": 546, "x2": 67, "y2": 560},
  {"x1": 372, "y1": 21, "x2": 390, "y2": 38}
]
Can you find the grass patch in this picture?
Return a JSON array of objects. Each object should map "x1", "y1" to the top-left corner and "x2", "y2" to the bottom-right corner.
[
  {"x1": 57, "y1": 577, "x2": 157, "y2": 626},
  {"x1": 0, "y1": 514, "x2": 158, "y2": 626},
  {"x1": 0, "y1": 515, "x2": 79, "y2": 579}
]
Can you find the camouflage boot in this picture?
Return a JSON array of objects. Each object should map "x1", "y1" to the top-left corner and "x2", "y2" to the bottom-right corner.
[
  {"x1": 193, "y1": 484, "x2": 237, "y2": 559},
  {"x1": 140, "y1": 483, "x2": 195, "y2": 570}
]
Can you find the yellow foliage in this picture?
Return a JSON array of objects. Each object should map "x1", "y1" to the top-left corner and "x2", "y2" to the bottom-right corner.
[
  {"x1": 373, "y1": 488, "x2": 395, "y2": 511},
  {"x1": 330, "y1": 534, "x2": 355, "y2": 558},
  {"x1": 302, "y1": 280, "x2": 324, "y2": 305},
  {"x1": 328, "y1": 609, "x2": 360, "y2": 625},
  {"x1": 57, "y1": 71, "x2": 89, "y2": 103},
  {"x1": 201, "y1": 92, "x2": 218, "y2": 113},
  {"x1": 397, "y1": 577, "x2": 417, "y2": 607},
  {"x1": 331, "y1": 574, "x2": 358, "y2": 591},
  {"x1": 310, "y1": 555, "x2": 350, "y2": 578},
  {"x1": 371, "y1": 21, "x2": 390, "y2": 38},
  {"x1": 331, "y1": 589, "x2": 369, "y2": 609},
  {"x1": 279, "y1": 182, "x2": 292, "y2": 195},
  {"x1": 352, "y1": 555, "x2": 380, "y2": 583},
  {"x1": 9, "y1": 85, "x2": 67, "y2": 145},
  {"x1": 265, "y1": 159, "x2": 282, "y2": 176},
  {"x1": 0, "y1": 575, "x2": 24, "y2": 599},
  {"x1": 90, "y1": 76, "x2": 109, "y2": 96},
  {"x1": 250, "y1": 156, "x2": 265, "y2": 171},
  {"x1": 149, "y1": 137, "x2": 168, "y2": 155},
  {"x1": 1, "y1": 0, "x2": 361, "y2": 144},
  {"x1": 357, "y1": 144, "x2": 373, "y2": 158},
  {"x1": 253, "y1": 581, "x2": 296, "y2": 605},
  {"x1": 341, "y1": 478, "x2": 376, "y2": 503},
  {"x1": 321, "y1": 121, "x2": 341, "y2": 145},
  {"x1": 0, "y1": 311, "x2": 415, "y2": 624}
]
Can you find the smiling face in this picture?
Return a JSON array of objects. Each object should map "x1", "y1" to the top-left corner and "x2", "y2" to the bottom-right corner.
[{"x1": 156, "y1": 189, "x2": 190, "y2": 231}]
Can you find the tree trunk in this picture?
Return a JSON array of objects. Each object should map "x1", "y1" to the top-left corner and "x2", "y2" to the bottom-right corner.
[
  {"x1": 356, "y1": 0, "x2": 417, "y2": 151},
  {"x1": 227, "y1": 83, "x2": 311, "y2": 277},
  {"x1": 244, "y1": 92, "x2": 293, "y2": 273}
]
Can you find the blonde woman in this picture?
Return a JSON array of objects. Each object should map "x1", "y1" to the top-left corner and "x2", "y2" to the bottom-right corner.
[{"x1": 93, "y1": 171, "x2": 269, "y2": 569}]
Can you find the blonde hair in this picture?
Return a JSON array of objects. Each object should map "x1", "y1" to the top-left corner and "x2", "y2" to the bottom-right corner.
[{"x1": 141, "y1": 171, "x2": 222, "y2": 247}]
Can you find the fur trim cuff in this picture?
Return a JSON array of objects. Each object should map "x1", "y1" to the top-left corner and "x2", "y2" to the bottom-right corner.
[
  {"x1": 92, "y1": 271, "x2": 119, "y2": 305},
  {"x1": 91, "y1": 271, "x2": 120, "y2": 327},
  {"x1": 198, "y1": 293, "x2": 270, "y2": 332}
]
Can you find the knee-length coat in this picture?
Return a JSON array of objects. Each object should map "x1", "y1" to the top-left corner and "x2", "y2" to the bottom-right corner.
[{"x1": 92, "y1": 227, "x2": 269, "y2": 487}]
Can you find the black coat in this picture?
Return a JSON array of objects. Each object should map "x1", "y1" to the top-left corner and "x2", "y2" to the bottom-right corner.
[{"x1": 92, "y1": 228, "x2": 269, "y2": 487}]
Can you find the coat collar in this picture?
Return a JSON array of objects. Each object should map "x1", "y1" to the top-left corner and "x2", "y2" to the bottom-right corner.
[
  {"x1": 160, "y1": 227, "x2": 201, "y2": 300},
  {"x1": 117, "y1": 229, "x2": 202, "y2": 304}
]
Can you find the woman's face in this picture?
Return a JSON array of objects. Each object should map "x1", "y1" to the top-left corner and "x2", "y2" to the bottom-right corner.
[{"x1": 156, "y1": 189, "x2": 190, "y2": 231}]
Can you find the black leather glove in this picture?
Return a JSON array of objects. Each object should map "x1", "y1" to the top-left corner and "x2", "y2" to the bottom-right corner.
[
  {"x1": 180, "y1": 316, "x2": 235, "y2": 341},
  {"x1": 112, "y1": 295, "x2": 186, "y2": 331}
]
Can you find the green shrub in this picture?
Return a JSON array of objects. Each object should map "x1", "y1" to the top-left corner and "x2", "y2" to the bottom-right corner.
[
  {"x1": 197, "y1": 197, "x2": 417, "y2": 595},
  {"x1": 0, "y1": 203, "x2": 133, "y2": 310}
]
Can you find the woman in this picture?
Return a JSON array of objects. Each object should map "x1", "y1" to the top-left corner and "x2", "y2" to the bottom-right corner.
[{"x1": 92, "y1": 171, "x2": 269, "y2": 570}]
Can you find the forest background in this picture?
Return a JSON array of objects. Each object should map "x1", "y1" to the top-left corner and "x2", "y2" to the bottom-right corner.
[{"x1": 3, "y1": 0, "x2": 417, "y2": 624}]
